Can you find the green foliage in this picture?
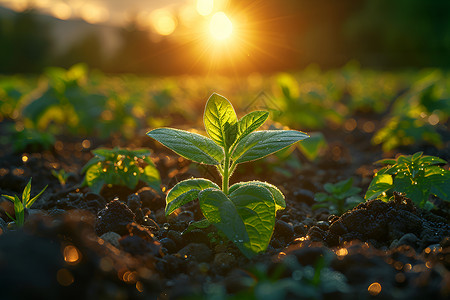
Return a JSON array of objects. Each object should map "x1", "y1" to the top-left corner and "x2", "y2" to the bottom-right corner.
[
  {"x1": 365, "y1": 152, "x2": 450, "y2": 209},
  {"x1": 274, "y1": 73, "x2": 344, "y2": 129},
  {"x1": 51, "y1": 169, "x2": 72, "y2": 187},
  {"x1": 372, "y1": 71, "x2": 450, "y2": 151},
  {"x1": 1, "y1": 178, "x2": 47, "y2": 227},
  {"x1": 82, "y1": 148, "x2": 161, "y2": 194},
  {"x1": 5, "y1": 125, "x2": 55, "y2": 153},
  {"x1": 0, "y1": 76, "x2": 31, "y2": 119},
  {"x1": 22, "y1": 64, "x2": 109, "y2": 136},
  {"x1": 297, "y1": 132, "x2": 327, "y2": 161},
  {"x1": 147, "y1": 93, "x2": 309, "y2": 258},
  {"x1": 313, "y1": 178, "x2": 363, "y2": 215}
]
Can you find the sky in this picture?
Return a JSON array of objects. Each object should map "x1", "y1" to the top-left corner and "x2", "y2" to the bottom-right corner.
[
  {"x1": 0, "y1": 0, "x2": 189, "y2": 26},
  {"x1": 0, "y1": 0, "x2": 234, "y2": 37}
]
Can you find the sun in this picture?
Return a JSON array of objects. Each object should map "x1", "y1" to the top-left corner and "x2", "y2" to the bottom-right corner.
[{"x1": 209, "y1": 12, "x2": 233, "y2": 40}]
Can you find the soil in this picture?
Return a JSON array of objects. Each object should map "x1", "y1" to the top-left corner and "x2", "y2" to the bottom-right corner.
[{"x1": 0, "y1": 117, "x2": 449, "y2": 300}]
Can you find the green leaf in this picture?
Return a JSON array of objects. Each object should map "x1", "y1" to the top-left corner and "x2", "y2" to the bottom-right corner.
[
  {"x1": 365, "y1": 174, "x2": 393, "y2": 200},
  {"x1": 314, "y1": 192, "x2": 329, "y2": 202},
  {"x1": 427, "y1": 168, "x2": 450, "y2": 201},
  {"x1": 184, "y1": 219, "x2": 211, "y2": 233},
  {"x1": 412, "y1": 152, "x2": 423, "y2": 162},
  {"x1": 2, "y1": 194, "x2": 15, "y2": 202},
  {"x1": 393, "y1": 174, "x2": 430, "y2": 207},
  {"x1": 83, "y1": 163, "x2": 105, "y2": 194},
  {"x1": 13, "y1": 195, "x2": 24, "y2": 227},
  {"x1": 27, "y1": 184, "x2": 47, "y2": 208},
  {"x1": 203, "y1": 93, "x2": 238, "y2": 148},
  {"x1": 147, "y1": 128, "x2": 224, "y2": 165},
  {"x1": 297, "y1": 132, "x2": 327, "y2": 161},
  {"x1": 22, "y1": 88, "x2": 61, "y2": 124},
  {"x1": 141, "y1": 165, "x2": 161, "y2": 191},
  {"x1": 232, "y1": 130, "x2": 309, "y2": 164},
  {"x1": 4, "y1": 211, "x2": 16, "y2": 222},
  {"x1": 120, "y1": 164, "x2": 140, "y2": 189},
  {"x1": 81, "y1": 156, "x2": 104, "y2": 174},
  {"x1": 228, "y1": 185, "x2": 277, "y2": 258},
  {"x1": 374, "y1": 159, "x2": 397, "y2": 166},
  {"x1": 235, "y1": 111, "x2": 269, "y2": 146},
  {"x1": 419, "y1": 156, "x2": 447, "y2": 165},
  {"x1": 197, "y1": 184, "x2": 278, "y2": 258},
  {"x1": 165, "y1": 178, "x2": 219, "y2": 216},
  {"x1": 229, "y1": 181, "x2": 286, "y2": 211},
  {"x1": 22, "y1": 179, "x2": 32, "y2": 208},
  {"x1": 198, "y1": 188, "x2": 250, "y2": 245}
]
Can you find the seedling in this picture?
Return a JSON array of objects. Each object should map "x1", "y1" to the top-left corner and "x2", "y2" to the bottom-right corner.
[
  {"x1": 365, "y1": 152, "x2": 450, "y2": 209},
  {"x1": 1, "y1": 178, "x2": 47, "y2": 227},
  {"x1": 313, "y1": 178, "x2": 363, "y2": 215},
  {"x1": 147, "y1": 93, "x2": 309, "y2": 258},
  {"x1": 6, "y1": 126, "x2": 55, "y2": 153},
  {"x1": 51, "y1": 169, "x2": 71, "y2": 187},
  {"x1": 82, "y1": 148, "x2": 161, "y2": 194}
]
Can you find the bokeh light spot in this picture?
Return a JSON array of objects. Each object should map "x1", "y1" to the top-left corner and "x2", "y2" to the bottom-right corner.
[
  {"x1": 80, "y1": 4, "x2": 109, "y2": 24},
  {"x1": 51, "y1": 2, "x2": 72, "y2": 20},
  {"x1": 368, "y1": 282, "x2": 382, "y2": 296},
  {"x1": 152, "y1": 9, "x2": 177, "y2": 36},
  {"x1": 197, "y1": 0, "x2": 214, "y2": 16},
  {"x1": 57, "y1": 268, "x2": 74, "y2": 286},
  {"x1": 63, "y1": 245, "x2": 81, "y2": 265}
]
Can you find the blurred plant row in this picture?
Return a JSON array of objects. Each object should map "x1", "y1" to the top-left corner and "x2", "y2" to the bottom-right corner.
[{"x1": 1, "y1": 64, "x2": 448, "y2": 155}]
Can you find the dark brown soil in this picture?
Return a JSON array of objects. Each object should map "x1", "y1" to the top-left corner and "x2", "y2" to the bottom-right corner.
[{"x1": 0, "y1": 120, "x2": 449, "y2": 300}]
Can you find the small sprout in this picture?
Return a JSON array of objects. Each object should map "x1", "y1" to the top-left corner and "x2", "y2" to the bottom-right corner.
[
  {"x1": 147, "y1": 93, "x2": 309, "y2": 258},
  {"x1": 1, "y1": 178, "x2": 47, "y2": 227},
  {"x1": 82, "y1": 148, "x2": 161, "y2": 194},
  {"x1": 365, "y1": 152, "x2": 449, "y2": 209},
  {"x1": 51, "y1": 169, "x2": 71, "y2": 187},
  {"x1": 313, "y1": 178, "x2": 363, "y2": 215}
]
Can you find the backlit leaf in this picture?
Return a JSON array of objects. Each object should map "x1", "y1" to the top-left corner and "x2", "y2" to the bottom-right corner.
[
  {"x1": 166, "y1": 178, "x2": 219, "y2": 216},
  {"x1": 229, "y1": 181, "x2": 286, "y2": 211},
  {"x1": 228, "y1": 184, "x2": 277, "y2": 258},
  {"x1": 147, "y1": 128, "x2": 224, "y2": 165},
  {"x1": 232, "y1": 130, "x2": 309, "y2": 164},
  {"x1": 198, "y1": 188, "x2": 249, "y2": 246},
  {"x1": 203, "y1": 93, "x2": 238, "y2": 148},
  {"x1": 365, "y1": 174, "x2": 393, "y2": 200},
  {"x1": 234, "y1": 111, "x2": 269, "y2": 146}
]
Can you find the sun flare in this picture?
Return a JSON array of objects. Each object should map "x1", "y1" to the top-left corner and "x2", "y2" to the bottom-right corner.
[{"x1": 210, "y1": 12, "x2": 233, "y2": 40}]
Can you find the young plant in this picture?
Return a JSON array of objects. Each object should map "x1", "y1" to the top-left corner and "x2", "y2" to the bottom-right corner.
[
  {"x1": 6, "y1": 125, "x2": 55, "y2": 153},
  {"x1": 365, "y1": 152, "x2": 450, "y2": 209},
  {"x1": 147, "y1": 93, "x2": 309, "y2": 258},
  {"x1": 82, "y1": 148, "x2": 161, "y2": 194},
  {"x1": 1, "y1": 178, "x2": 47, "y2": 227},
  {"x1": 51, "y1": 169, "x2": 72, "y2": 187},
  {"x1": 313, "y1": 178, "x2": 363, "y2": 215}
]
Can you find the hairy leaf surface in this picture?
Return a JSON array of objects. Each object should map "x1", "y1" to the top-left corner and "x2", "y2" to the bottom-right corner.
[
  {"x1": 234, "y1": 111, "x2": 269, "y2": 146},
  {"x1": 198, "y1": 188, "x2": 249, "y2": 246},
  {"x1": 147, "y1": 128, "x2": 224, "y2": 165},
  {"x1": 203, "y1": 93, "x2": 238, "y2": 148},
  {"x1": 166, "y1": 179, "x2": 219, "y2": 216},
  {"x1": 229, "y1": 181, "x2": 286, "y2": 211},
  {"x1": 232, "y1": 130, "x2": 309, "y2": 164}
]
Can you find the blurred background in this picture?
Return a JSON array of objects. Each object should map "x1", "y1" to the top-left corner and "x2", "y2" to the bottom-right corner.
[{"x1": 1, "y1": 0, "x2": 450, "y2": 74}]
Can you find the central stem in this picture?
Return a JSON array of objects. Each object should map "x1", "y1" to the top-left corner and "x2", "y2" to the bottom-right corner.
[{"x1": 222, "y1": 150, "x2": 230, "y2": 194}]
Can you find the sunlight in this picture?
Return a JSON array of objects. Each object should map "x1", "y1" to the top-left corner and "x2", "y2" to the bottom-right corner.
[
  {"x1": 210, "y1": 12, "x2": 232, "y2": 40},
  {"x1": 151, "y1": 9, "x2": 177, "y2": 36},
  {"x1": 197, "y1": 0, "x2": 214, "y2": 16}
]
